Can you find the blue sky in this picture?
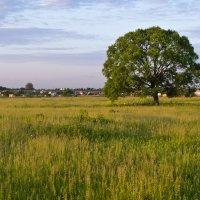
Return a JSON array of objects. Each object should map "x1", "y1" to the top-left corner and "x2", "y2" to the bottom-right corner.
[{"x1": 0, "y1": 0, "x2": 200, "y2": 88}]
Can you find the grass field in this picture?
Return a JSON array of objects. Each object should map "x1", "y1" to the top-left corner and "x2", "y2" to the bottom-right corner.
[{"x1": 0, "y1": 97, "x2": 199, "y2": 200}]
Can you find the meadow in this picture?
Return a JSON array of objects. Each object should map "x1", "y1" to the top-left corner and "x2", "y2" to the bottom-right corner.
[{"x1": 0, "y1": 96, "x2": 199, "y2": 200}]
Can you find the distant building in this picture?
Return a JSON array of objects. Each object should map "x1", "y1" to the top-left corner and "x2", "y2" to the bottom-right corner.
[
  {"x1": 40, "y1": 90, "x2": 45, "y2": 94},
  {"x1": 194, "y1": 90, "x2": 200, "y2": 97},
  {"x1": 9, "y1": 94, "x2": 16, "y2": 98},
  {"x1": 48, "y1": 91, "x2": 57, "y2": 97},
  {"x1": 87, "y1": 90, "x2": 102, "y2": 96},
  {"x1": 75, "y1": 90, "x2": 86, "y2": 96}
]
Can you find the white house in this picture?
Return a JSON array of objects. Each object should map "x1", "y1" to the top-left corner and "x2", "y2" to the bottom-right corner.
[
  {"x1": 194, "y1": 90, "x2": 200, "y2": 97},
  {"x1": 9, "y1": 94, "x2": 16, "y2": 98},
  {"x1": 40, "y1": 90, "x2": 45, "y2": 94},
  {"x1": 48, "y1": 92, "x2": 57, "y2": 97}
]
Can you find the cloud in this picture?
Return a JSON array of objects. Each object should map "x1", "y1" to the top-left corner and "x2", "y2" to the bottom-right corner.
[
  {"x1": 0, "y1": 51, "x2": 106, "y2": 65},
  {"x1": 0, "y1": 0, "x2": 133, "y2": 11},
  {"x1": 40, "y1": 0, "x2": 135, "y2": 7},
  {"x1": 0, "y1": 0, "x2": 199, "y2": 16},
  {"x1": 0, "y1": 0, "x2": 35, "y2": 20},
  {"x1": 0, "y1": 51, "x2": 106, "y2": 88},
  {"x1": 0, "y1": 27, "x2": 98, "y2": 46},
  {"x1": 15, "y1": 47, "x2": 75, "y2": 51},
  {"x1": 180, "y1": 28, "x2": 200, "y2": 38}
]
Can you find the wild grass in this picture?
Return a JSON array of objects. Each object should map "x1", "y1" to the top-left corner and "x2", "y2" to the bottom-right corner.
[{"x1": 0, "y1": 97, "x2": 199, "y2": 199}]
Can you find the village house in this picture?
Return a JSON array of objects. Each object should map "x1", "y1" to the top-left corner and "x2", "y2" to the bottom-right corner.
[
  {"x1": 9, "y1": 94, "x2": 16, "y2": 98},
  {"x1": 194, "y1": 90, "x2": 200, "y2": 97},
  {"x1": 87, "y1": 90, "x2": 102, "y2": 96},
  {"x1": 48, "y1": 91, "x2": 57, "y2": 97},
  {"x1": 40, "y1": 90, "x2": 45, "y2": 94},
  {"x1": 0, "y1": 92, "x2": 4, "y2": 97},
  {"x1": 75, "y1": 90, "x2": 86, "y2": 96}
]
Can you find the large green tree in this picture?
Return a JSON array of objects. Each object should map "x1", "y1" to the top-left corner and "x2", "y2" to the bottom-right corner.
[{"x1": 102, "y1": 27, "x2": 200, "y2": 104}]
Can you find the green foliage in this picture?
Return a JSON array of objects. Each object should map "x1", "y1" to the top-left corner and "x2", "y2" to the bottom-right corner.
[
  {"x1": 0, "y1": 97, "x2": 199, "y2": 199},
  {"x1": 185, "y1": 87, "x2": 196, "y2": 97},
  {"x1": 25, "y1": 82, "x2": 34, "y2": 90},
  {"x1": 103, "y1": 26, "x2": 200, "y2": 104},
  {"x1": 63, "y1": 88, "x2": 74, "y2": 97}
]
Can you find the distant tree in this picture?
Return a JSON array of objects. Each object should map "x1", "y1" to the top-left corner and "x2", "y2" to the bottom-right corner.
[
  {"x1": 0, "y1": 86, "x2": 7, "y2": 91},
  {"x1": 25, "y1": 83, "x2": 34, "y2": 90},
  {"x1": 63, "y1": 88, "x2": 74, "y2": 97},
  {"x1": 14, "y1": 90, "x2": 25, "y2": 97},
  {"x1": 102, "y1": 26, "x2": 200, "y2": 104},
  {"x1": 185, "y1": 87, "x2": 196, "y2": 97}
]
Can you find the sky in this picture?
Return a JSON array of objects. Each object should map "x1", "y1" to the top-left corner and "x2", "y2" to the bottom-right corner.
[{"x1": 0, "y1": 0, "x2": 200, "y2": 89}]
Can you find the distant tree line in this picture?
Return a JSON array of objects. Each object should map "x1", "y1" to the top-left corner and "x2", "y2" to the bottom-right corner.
[{"x1": 0, "y1": 83, "x2": 103, "y2": 98}]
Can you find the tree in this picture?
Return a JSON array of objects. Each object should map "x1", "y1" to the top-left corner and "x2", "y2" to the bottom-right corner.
[
  {"x1": 63, "y1": 88, "x2": 74, "y2": 97},
  {"x1": 25, "y1": 83, "x2": 34, "y2": 90},
  {"x1": 102, "y1": 26, "x2": 200, "y2": 104},
  {"x1": 0, "y1": 86, "x2": 7, "y2": 91}
]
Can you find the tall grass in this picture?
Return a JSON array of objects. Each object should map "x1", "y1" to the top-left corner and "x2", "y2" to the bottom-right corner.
[{"x1": 0, "y1": 97, "x2": 199, "y2": 199}]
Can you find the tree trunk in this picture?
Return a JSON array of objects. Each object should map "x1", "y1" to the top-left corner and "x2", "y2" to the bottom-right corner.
[{"x1": 153, "y1": 92, "x2": 159, "y2": 105}]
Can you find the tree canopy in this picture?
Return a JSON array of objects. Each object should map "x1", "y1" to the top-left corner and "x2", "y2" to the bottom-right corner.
[
  {"x1": 25, "y1": 83, "x2": 34, "y2": 90},
  {"x1": 102, "y1": 26, "x2": 200, "y2": 104}
]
